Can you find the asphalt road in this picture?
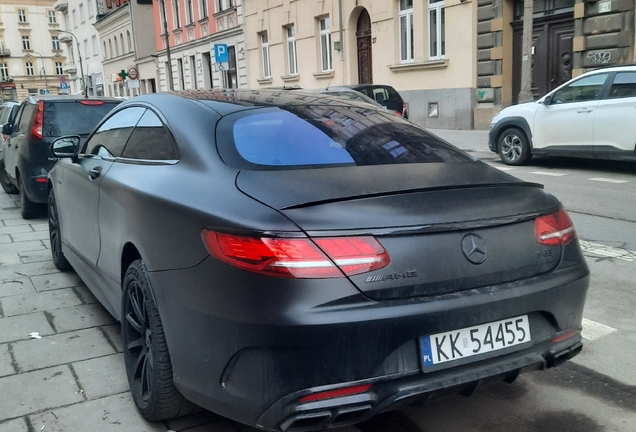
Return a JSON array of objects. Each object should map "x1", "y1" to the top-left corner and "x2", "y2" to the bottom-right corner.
[{"x1": 346, "y1": 150, "x2": 636, "y2": 432}]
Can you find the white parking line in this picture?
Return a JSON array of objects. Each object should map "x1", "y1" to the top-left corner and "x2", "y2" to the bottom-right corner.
[
  {"x1": 581, "y1": 318, "x2": 617, "y2": 341},
  {"x1": 579, "y1": 240, "x2": 636, "y2": 262},
  {"x1": 493, "y1": 166, "x2": 515, "y2": 171},
  {"x1": 529, "y1": 171, "x2": 567, "y2": 177},
  {"x1": 587, "y1": 177, "x2": 629, "y2": 184}
]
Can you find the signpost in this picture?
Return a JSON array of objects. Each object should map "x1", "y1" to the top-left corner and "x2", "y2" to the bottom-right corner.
[
  {"x1": 127, "y1": 66, "x2": 139, "y2": 80},
  {"x1": 214, "y1": 44, "x2": 228, "y2": 63}
]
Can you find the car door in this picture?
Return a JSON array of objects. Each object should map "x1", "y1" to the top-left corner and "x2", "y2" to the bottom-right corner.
[
  {"x1": 4, "y1": 103, "x2": 34, "y2": 183},
  {"x1": 532, "y1": 72, "x2": 610, "y2": 150},
  {"x1": 593, "y1": 71, "x2": 636, "y2": 152},
  {"x1": 56, "y1": 107, "x2": 146, "y2": 267}
]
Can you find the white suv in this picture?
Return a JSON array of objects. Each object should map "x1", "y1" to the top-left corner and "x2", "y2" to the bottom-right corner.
[{"x1": 489, "y1": 65, "x2": 636, "y2": 165}]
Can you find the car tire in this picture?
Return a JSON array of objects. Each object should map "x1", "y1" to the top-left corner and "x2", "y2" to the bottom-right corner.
[
  {"x1": 0, "y1": 159, "x2": 18, "y2": 194},
  {"x1": 18, "y1": 176, "x2": 44, "y2": 219},
  {"x1": 48, "y1": 189, "x2": 72, "y2": 271},
  {"x1": 498, "y1": 127, "x2": 531, "y2": 166},
  {"x1": 122, "y1": 259, "x2": 195, "y2": 421}
]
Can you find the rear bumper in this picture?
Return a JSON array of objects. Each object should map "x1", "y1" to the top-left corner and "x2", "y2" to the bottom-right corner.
[
  {"x1": 19, "y1": 158, "x2": 55, "y2": 203},
  {"x1": 148, "y1": 255, "x2": 589, "y2": 431}
]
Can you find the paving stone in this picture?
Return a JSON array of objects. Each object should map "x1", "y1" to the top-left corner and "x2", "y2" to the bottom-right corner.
[
  {"x1": 30, "y1": 223, "x2": 49, "y2": 232},
  {"x1": 0, "y1": 240, "x2": 46, "y2": 254},
  {"x1": 0, "y1": 277, "x2": 36, "y2": 298},
  {"x1": 0, "y1": 312, "x2": 55, "y2": 344},
  {"x1": 18, "y1": 249, "x2": 53, "y2": 264},
  {"x1": 73, "y1": 353, "x2": 129, "y2": 400},
  {"x1": 0, "y1": 235, "x2": 9, "y2": 244},
  {"x1": 0, "y1": 250, "x2": 21, "y2": 266},
  {"x1": 0, "y1": 365, "x2": 83, "y2": 420},
  {"x1": 101, "y1": 324, "x2": 123, "y2": 352},
  {"x1": 0, "y1": 418, "x2": 29, "y2": 432},
  {"x1": 0, "y1": 261, "x2": 59, "y2": 280},
  {"x1": 29, "y1": 393, "x2": 165, "y2": 432},
  {"x1": 10, "y1": 231, "x2": 49, "y2": 243},
  {"x1": 73, "y1": 284, "x2": 99, "y2": 304},
  {"x1": 0, "y1": 344, "x2": 14, "y2": 377},
  {"x1": 31, "y1": 272, "x2": 83, "y2": 292},
  {"x1": 1, "y1": 288, "x2": 82, "y2": 317},
  {"x1": 0, "y1": 225, "x2": 33, "y2": 235},
  {"x1": 2, "y1": 218, "x2": 38, "y2": 226},
  {"x1": 12, "y1": 328, "x2": 116, "y2": 372},
  {"x1": 49, "y1": 304, "x2": 116, "y2": 333}
]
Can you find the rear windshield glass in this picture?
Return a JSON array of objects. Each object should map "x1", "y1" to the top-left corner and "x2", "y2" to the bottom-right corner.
[
  {"x1": 223, "y1": 107, "x2": 470, "y2": 169},
  {"x1": 43, "y1": 101, "x2": 120, "y2": 137}
]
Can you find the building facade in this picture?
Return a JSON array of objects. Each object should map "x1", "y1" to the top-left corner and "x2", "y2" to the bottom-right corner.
[
  {"x1": 244, "y1": 0, "x2": 478, "y2": 129},
  {"x1": 53, "y1": 0, "x2": 108, "y2": 96},
  {"x1": 154, "y1": 0, "x2": 248, "y2": 91},
  {"x1": 0, "y1": 0, "x2": 67, "y2": 101},
  {"x1": 473, "y1": 0, "x2": 635, "y2": 128}
]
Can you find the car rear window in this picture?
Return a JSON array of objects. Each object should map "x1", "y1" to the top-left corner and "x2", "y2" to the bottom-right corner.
[
  {"x1": 219, "y1": 107, "x2": 471, "y2": 169},
  {"x1": 43, "y1": 101, "x2": 120, "y2": 137}
]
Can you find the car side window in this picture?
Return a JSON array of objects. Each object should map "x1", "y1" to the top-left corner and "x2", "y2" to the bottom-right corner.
[
  {"x1": 83, "y1": 107, "x2": 146, "y2": 158},
  {"x1": 551, "y1": 73, "x2": 610, "y2": 104},
  {"x1": 121, "y1": 110, "x2": 177, "y2": 160},
  {"x1": 17, "y1": 104, "x2": 35, "y2": 134},
  {"x1": 372, "y1": 88, "x2": 390, "y2": 104},
  {"x1": 607, "y1": 72, "x2": 636, "y2": 99}
]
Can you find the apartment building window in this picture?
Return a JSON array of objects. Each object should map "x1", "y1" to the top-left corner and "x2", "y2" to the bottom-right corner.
[
  {"x1": 109, "y1": 40, "x2": 113, "y2": 58},
  {"x1": 260, "y1": 32, "x2": 271, "y2": 79},
  {"x1": 26, "y1": 62, "x2": 34, "y2": 76},
  {"x1": 72, "y1": 9, "x2": 77, "y2": 28},
  {"x1": 80, "y1": 4, "x2": 85, "y2": 23},
  {"x1": 114, "y1": 36, "x2": 119, "y2": 56},
  {"x1": 199, "y1": 0, "x2": 208, "y2": 19},
  {"x1": 428, "y1": 0, "x2": 445, "y2": 60},
  {"x1": 52, "y1": 36, "x2": 60, "y2": 51},
  {"x1": 55, "y1": 62, "x2": 63, "y2": 75},
  {"x1": 286, "y1": 25, "x2": 298, "y2": 76},
  {"x1": 173, "y1": 0, "x2": 181, "y2": 30},
  {"x1": 399, "y1": 0, "x2": 413, "y2": 63},
  {"x1": 120, "y1": 33, "x2": 125, "y2": 54},
  {"x1": 22, "y1": 36, "x2": 31, "y2": 51},
  {"x1": 217, "y1": 0, "x2": 234, "y2": 12},
  {"x1": 177, "y1": 58, "x2": 185, "y2": 90},
  {"x1": 88, "y1": 0, "x2": 94, "y2": 17},
  {"x1": 186, "y1": 0, "x2": 194, "y2": 25},
  {"x1": 319, "y1": 17, "x2": 332, "y2": 72},
  {"x1": 190, "y1": 55, "x2": 198, "y2": 89},
  {"x1": 0, "y1": 63, "x2": 8, "y2": 80},
  {"x1": 18, "y1": 9, "x2": 27, "y2": 23},
  {"x1": 127, "y1": 31, "x2": 132, "y2": 52},
  {"x1": 93, "y1": 35, "x2": 99, "y2": 56},
  {"x1": 103, "y1": 41, "x2": 107, "y2": 59},
  {"x1": 49, "y1": 10, "x2": 57, "y2": 23},
  {"x1": 0, "y1": 38, "x2": 4, "y2": 54}
]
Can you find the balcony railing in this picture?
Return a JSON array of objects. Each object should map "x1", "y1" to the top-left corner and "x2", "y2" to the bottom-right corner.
[
  {"x1": 0, "y1": 48, "x2": 10, "y2": 57},
  {"x1": 54, "y1": 0, "x2": 68, "y2": 12},
  {"x1": 63, "y1": 63, "x2": 77, "y2": 74},
  {"x1": 59, "y1": 34, "x2": 73, "y2": 44}
]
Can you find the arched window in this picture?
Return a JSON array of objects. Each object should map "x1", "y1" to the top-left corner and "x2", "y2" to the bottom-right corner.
[
  {"x1": 109, "y1": 39, "x2": 113, "y2": 58},
  {"x1": 103, "y1": 41, "x2": 107, "y2": 59},
  {"x1": 120, "y1": 33, "x2": 125, "y2": 54},
  {"x1": 127, "y1": 31, "x2": 132, "y2": 52},
  {"x1": 114, "y1": 36, "x2": 119, "y2": 56}
]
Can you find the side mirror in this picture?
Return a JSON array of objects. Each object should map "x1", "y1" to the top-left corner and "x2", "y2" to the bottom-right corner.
[
  {"x1": 51, "y1": 136, "x2": 80, "y2": 159},
  {"x1": 2, "y1": 123, "x2": 12, "y2": 135},
  {"x1": 542, "y1": 95, "x2": 553, "y2": 105}
]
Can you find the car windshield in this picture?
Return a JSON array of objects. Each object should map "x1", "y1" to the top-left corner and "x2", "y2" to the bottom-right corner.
[
  {"x1": 43, "y1": 101, "x2": 120, "y2": 136},
  {"x1": 227, "y1": 107, "x2": 471, "y2": 169}
]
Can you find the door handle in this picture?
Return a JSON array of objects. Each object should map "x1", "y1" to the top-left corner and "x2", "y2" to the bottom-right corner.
[
  {"x1": 88, "y1": 166, "x2": 102, "y2": 180},
  {"x1": 577, "y1": 108, "x2": 593, "y2": 113}
]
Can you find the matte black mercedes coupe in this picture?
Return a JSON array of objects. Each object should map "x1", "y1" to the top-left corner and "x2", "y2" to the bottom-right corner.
[{"x1": 47, "y1": 90, "x2": 589, "y2": 431}]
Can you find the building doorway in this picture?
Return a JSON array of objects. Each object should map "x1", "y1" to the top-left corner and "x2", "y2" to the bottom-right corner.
[
  {"x1": 356, "y1": 9, "x2": 372, "y2": 85},
  {"x1": 511, "y1": 0, "x2": 574, "y2": 103}
]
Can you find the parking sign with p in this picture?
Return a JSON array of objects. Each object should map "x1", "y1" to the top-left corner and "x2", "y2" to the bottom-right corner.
[{"x1": 214, "y1": 44, "x2": 229, "y2": 63}]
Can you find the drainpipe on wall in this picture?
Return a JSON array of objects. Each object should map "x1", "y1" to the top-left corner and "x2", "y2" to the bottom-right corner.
[{"x1": 339, "y1": 0, "x2": 344, "y2": 62}]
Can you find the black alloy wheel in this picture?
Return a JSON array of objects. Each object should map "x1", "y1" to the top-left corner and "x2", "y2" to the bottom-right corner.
[
  {"x1": 498, "y1": 127, "x2": 531, "y2": 166},
  {"x1": 48, "y1": 189, "x2": 72, "y2": 271},
  {"x1": 0, "y1": 159, "x2": 18, "y2": 194},
  {"x1": 122, "y1": 260, "x2": 194, "y2": 421},
  {"x1": 18, "y1": 176, "x2": 44, "y2": 219}
]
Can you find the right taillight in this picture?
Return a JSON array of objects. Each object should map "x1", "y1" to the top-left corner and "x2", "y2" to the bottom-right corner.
[
  {"x1": 201, "y1": 230, "x2": 390, "y2": 279},
  {"x1": 30, "y1": 100, "x2": 44, "y2": 140},
  {"x1": 535, "y1": 209, "x2": 577, "y2": 246}
]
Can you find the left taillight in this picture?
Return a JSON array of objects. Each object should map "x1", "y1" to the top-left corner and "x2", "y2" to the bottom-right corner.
[
  {"x1": 201, "y1": 230, "x2": 390, "y2": 279},
  {"x1": 535, "y1": 209, "x2": 577, "y2": 246},
  {"x1": 30, "y1": 100, "x2": 44, "y2": 140}
]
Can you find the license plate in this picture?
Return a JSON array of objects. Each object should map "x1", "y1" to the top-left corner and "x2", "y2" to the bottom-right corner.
[{"x1": 420, "y1": 315, "x2": 531, "y2": 367}]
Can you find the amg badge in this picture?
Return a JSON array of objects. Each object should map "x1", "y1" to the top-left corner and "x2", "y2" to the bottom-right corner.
[{"x1": 365, "y1": 270, "x2": 417, "y2": 283}]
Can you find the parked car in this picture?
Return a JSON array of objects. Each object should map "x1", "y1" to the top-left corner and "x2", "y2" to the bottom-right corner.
[
  {"x1": 0, "y1": 101, "x2": 20, "y2": 193},
  {"x1": 300, "y1": 88, "x2": 386, "y2": 109},
  {"x1": 329, "y1": 84, "x2": 409, "y2": 118},
  {"x1": 490, "y1": 65, "x2": 636, "y2": 165},
  {"x1": 1, "y1": 95, "x2": 121, "y2": 217},
  {"x1": 48, "y1": 89, "x2": 588, "y2": 430}
]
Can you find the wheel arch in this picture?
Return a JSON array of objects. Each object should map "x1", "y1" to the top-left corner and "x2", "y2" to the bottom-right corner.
[
  {"x1": 121, "y1": 242, "x2": 142, "y2": 287},
  {"x1": 493, "y1": 117, "x2": 533, "y2": 150}
]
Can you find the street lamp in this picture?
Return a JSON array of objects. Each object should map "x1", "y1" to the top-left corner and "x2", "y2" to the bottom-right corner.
[
  {"x1": 32, "y1": 51, "x2": 48, "y2": 92},
  {"x1": 58, "y1": 29, "x2": 86, "y2": 96}
]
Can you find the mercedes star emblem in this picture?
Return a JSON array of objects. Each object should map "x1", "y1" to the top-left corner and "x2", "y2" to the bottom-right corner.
[{"x1": 461, "y1": 233, "x2": 488, "y2": 264}]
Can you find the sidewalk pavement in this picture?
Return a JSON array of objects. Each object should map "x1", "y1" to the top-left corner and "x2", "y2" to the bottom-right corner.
[{"x1": 0, "y1": 129, "x2": 490, "y2": 432}]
